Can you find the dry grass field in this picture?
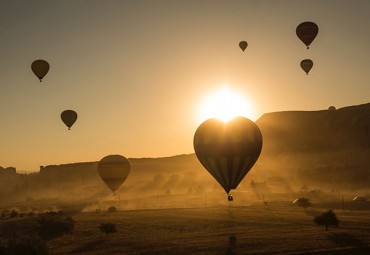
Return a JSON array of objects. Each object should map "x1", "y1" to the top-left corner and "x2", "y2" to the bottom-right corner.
[{"x1": 40, "y1": 201, "x2": 370, "y2": 255}]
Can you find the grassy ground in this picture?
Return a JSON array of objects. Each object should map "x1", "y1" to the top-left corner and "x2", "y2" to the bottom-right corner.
[{"x1": 40, "y1": 202, "x2": 370, "y2": 255}]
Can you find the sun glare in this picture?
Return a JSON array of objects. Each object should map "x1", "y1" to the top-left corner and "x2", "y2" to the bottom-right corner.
[{"x1": 199, "y1": 86, "x2": 253, "y2": 123}]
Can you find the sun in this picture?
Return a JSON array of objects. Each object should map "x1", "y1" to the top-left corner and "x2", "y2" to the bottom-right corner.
[{"x1": 198, "y1": 86, "x2": 254, "y2": 122}]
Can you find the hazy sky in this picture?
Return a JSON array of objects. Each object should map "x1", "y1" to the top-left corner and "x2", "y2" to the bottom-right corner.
[{"x1": 1, "y1": 0, "x2": 369, "y2": 171}]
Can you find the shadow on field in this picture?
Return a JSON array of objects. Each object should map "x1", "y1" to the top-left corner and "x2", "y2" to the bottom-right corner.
[
  {"x1": 303, "y1": 209, "x2": 321, "y2": 217},
  {"x1": 71, "y1": 240, "x2": 101, "y2": 253},
  {"x1": 328, "y1": 232, "x2": 366, "y2": 248},
  {"x1": 225, "y1": 235, "x2": 237, "y2": 255}
]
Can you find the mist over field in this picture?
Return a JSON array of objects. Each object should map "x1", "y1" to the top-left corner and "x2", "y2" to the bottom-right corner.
[
  {"x1": 1, "y1": 103, "x2": 369, "y2": 209},
  {"x1": 1, "y1": 103, "x2": 369, "y2": 254}
]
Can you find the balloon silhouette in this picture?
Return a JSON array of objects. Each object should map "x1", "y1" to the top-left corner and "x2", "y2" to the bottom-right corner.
[
  {"x1": 194, "y1": 117, "x2": 263, "y2": 199},
  {"x1": 61, "y1": 110, "x2": 78, "y2": 130},
  {"x1": 98, "y1": 155, "x2": 130, "y2": 193},
  {"x1": 296, "y1": 21, "x2": 318, "y2": 49},
  {"x1": 31, "y1": 60, "x2": 50, "y2": 82},
  {"x1": 300, "y1": 59, "x2": 313, "y2": 75},
  {"x1": 239, "y1": 41, "x2": 248, "y2": 52}
]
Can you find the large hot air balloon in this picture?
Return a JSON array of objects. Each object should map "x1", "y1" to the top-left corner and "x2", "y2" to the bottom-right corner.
[
  {"x1": 61, "y1": 110, "x2": 78, "y2": 130},
  {"x1": 194, "y1": 117, "x2": 263, "y2": 200},
  {"x1": 296, "y1": 22, "x2": 318, "y2": 49},
  {"x1": 239, "y1": 41, "x2": 248, "y2": 52},
  {"x1": 98, "y1": 155, "x2": 130, "y2": 193},
  {"x1": 300, "y1": 59, "x2": 313, "y2": 75},
  {"x1": 31, "y1": 60, "x2": 50, "y2": 82}
]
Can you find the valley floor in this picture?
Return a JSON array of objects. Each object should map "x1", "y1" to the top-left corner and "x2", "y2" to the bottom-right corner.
[{"x1": 44, "y1": 202, "x2": 370, "y2": 255}]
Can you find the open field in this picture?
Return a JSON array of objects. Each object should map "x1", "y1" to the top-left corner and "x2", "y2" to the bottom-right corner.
[{"x1": 37, "y1": 202, "x2": 370, "y2": 254}]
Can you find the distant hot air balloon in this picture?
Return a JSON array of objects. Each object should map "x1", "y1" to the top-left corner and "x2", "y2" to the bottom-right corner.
[
  {"x1": 296, "y1": 21, "x2": 319, "y2": 49},
  {"x1": 61, "y1": 110, "x2": 77, "y2": 130},
  {"x1": 328, "y1": 106, "x2": 336, "y2": 111},
  {"x1": 194, "y1": 117, "x2": 263, "y2": 201},
  {"x1": 31, "y1": 60, "x2": 50, "y2": 82},
  {"x1": 300, "y1": 59, "x2": 313, "y2": 75},
  {"x1": 239, "y1": 41, "x2": 248, "y2": 52},
  {"x1": 98, "y1": 155, "x2": 130, "y2": 193}
]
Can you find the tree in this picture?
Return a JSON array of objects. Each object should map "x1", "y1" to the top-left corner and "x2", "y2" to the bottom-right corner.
[
  {"x1": 99, "y1": 223, "x2": 117, "y2": 237},
  {"x1": 314, "y1": 209, "x2": 340, "y2": 231}
]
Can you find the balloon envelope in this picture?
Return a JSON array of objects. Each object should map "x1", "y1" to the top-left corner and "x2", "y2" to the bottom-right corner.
[
  {"x1": 61, "y1": 110, "x2": 78, "y2": 130},
  {"x1": 296, "y1": 22, "x2": 318, "y2": 49},
  {"x1": 239, "y1": 41, "x2": 248, "y2": 52},
  {"x1": 300, "y1": 59, "x2": 313, "y2": 74},
  {"x1": 193, "y1": 117, "x2": 263, "y2": 194},
  {"x1": 31, "y1": 60, "x2": 50, "y2": 82},
  {"x1": 98, "y1": 155, "x2": 130, "y2": 192}
]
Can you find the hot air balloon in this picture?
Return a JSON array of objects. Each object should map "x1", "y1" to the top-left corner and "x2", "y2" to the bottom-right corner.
[
  {"x1": 296, "y1": 21, "x2": 318, "y2": 49},
  {"x1": 300, "y1": 59, "x2": 313, "y2": 75},
  {"x1": 239, "y1": 41, "x2": 248, "y2": 52},
  {"x1": 61, "y1": 110, "x2": 78, "y2": 130},
  {"x1": 31, "y1": 60, "x2": 50, "y2": 82},
  {"x1": 98, "y1": 155, "x2": 130, "y2": 193},
  {"x1": 194, "y1": 117, "x2": 263, "y2": 200}
]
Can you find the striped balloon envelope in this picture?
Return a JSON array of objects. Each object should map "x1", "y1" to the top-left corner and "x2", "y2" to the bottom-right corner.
[{"x1": 194, "y1": 117, "x2": 263, "y2": 198}]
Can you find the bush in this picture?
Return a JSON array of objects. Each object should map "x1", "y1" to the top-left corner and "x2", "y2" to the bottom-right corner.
[
  {"x1": 1, "y1": 234, "x2": 49, "y2": 255},
  {"x1": 37, "y1": 211, "x2": 75, "y2": 238},
  {"x1": 293, "y1": 197, "x2": 311, "y2": 208},
  {"x1": 314, "y1": 209, "x2": 340, "y2": 231},
  {"x1": 108, "y1": 206, "x2": 117, "y2": 213},
  {"x1": 99, "y1": 223, "x2": 117, "y2": 237},
  {"x1": 10, "y1": 209, "x2": 19, "y2": 218}
]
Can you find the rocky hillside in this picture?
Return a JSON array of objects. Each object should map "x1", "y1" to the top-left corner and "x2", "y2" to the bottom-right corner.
[{"x1": 1, "y1": 103, "x2": 369, "y2": 199}]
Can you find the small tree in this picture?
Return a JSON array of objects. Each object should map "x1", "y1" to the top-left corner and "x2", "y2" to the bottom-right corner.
[
  {"x1": 314, "y1": 209, "x2": 340, "y2": 231},
  {"x1": 99, "y1": 223, "x2": 117, "y2": 237}
]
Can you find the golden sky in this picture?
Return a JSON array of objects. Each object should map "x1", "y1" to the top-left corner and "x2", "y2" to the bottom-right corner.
[{"x1": 1, "y1": 0, "x2": 369, "y2": 171}]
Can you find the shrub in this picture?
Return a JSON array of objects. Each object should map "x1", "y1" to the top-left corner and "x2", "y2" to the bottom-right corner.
[
  {"x1": 2, "y1": 234, "x2": 49, "y2": 255},
  {"x1": 10, "y1": 209, "x2": 19, "y2": 218},
  {"x1": 108, "y1": 206, "x2": 117, "y2": 213},
  {"x1": 293, "y1": 197, "x2": 311, "y2": 208},
  {"x1": 99, "y1": 223, "x2": 117, "y2": 237},
  {"x1": 314, "y1": 209, "x2": 340, "y2": 231},
  {"x1": 37, "y1": 211, "x2": 75, "y2": 239}
]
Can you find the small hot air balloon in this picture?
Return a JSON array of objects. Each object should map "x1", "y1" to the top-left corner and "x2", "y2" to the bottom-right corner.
[
  {"x1": 194, "y1": 117, "x2": 263, "y2": 200},
  {"x1": 300, "y1": 59, "x2": 313, "y2": 75},
  {"x1": 61, "y1": 110, "x2": 77, "y2": 130},
  {"x1": 328, "y1": 106, "x2": 336, "y2": 111},
  {"x1": 296, "y1": 22, "x2": 318, "y2": 49},
  {"x1": 239, "y1": 41, "x2": 248, "y2": 52},
  {"x1": 98, "y1": 155, "x2": 130, "y2": 193},
  {"x1": 31, "y1": 60, "x2": 50, "y2": 82}
]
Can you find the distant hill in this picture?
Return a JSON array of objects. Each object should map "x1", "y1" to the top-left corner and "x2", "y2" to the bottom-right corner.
[
  {"x1": 1, "y1": 103, "x2": 369, "y2": 204},
  {"x1": 256, "y1": 102, "x2": 370, "y2": 154},
  {"x1": 253, "y1": 102, "x2": 370, "y2": 187}
]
